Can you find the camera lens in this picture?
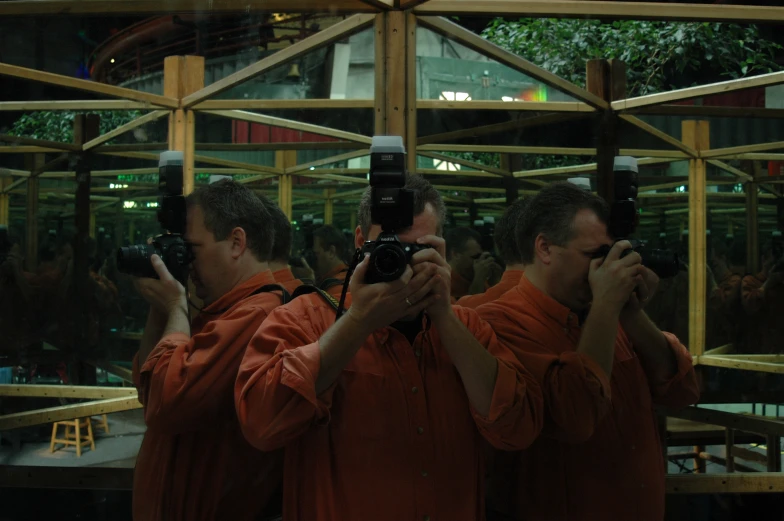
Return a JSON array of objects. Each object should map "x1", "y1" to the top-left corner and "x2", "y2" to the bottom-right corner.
[
  {"x1": 642, "y1": 249, "x2": 680, "y2": 279},
  {"x1": 117, "y1": 244, "x2": 158, "y2": 278},
  {"x1": 371, "y1": 243, "x2": 407, "y2": 282}
]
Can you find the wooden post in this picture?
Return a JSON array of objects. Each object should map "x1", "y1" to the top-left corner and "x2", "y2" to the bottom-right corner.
[
  {"x1": 350, "y1": 211, "x2": 357, "y2": 232},
  {"x1": 128, "y1": 220, "x2": 136, "y2": 245},
  {"x1": 163, "y1": 56, "x2": 205, "y2": 195},
  {"x1": 89, "y1": 210, "x2": 96, "y2": 238},
  {"x1": 504, "y1": 176, "x2": 518, "y2": 204},
  {"x1": 746, "y1": 162, "x2": 761, "y2": 273},
  {"x1": 276, "y1": 150, "x2": 297, "y2": 220},
  {"x1": 72, "y1": 114, "x2": 100, "y2": 385},
  {"x1": 324, "y1": 189, "x2": 335, "y2": 225},
  {"x1": 0, "y1": 177, "x2": 9, "y2": 226},
  {"x1": 24, "y1": 154, "x2": 43, "y2": 271},
  {"x1": 586, "y1": 59, "x2": 625, "y2": 202},
  {"x1": 375, "y1": 11, "x2": 417, "y2": 171},
  {"x1": 682, "y1": 120, "x2": 710, "y2": 357}
]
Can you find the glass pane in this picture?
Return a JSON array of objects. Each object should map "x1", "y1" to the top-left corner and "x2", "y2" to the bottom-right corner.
[{"x1": 416, "y1": 27, "x2": 579, "y2": 103}]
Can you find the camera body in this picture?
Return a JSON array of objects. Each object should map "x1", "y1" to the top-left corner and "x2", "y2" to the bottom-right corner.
[
  {"x1": 116, "y1": 151, "x2": 192, "y2": 284},
  {"x1": 605, "y1": 156, "x2": 680, "y2": 279},
  {"x1": 363, "y1": 136, "x2": 431, "y2": 283}
]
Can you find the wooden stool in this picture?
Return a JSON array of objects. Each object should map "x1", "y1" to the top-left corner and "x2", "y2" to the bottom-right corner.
[
  {"x1": 50, "y1": 418, "x2": 95, "y2": 457},
  {"x1": 91, "y1": 414, "x2": 110, "y2": 434}
]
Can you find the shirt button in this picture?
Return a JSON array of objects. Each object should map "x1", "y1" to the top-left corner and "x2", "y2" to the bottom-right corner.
[
  {"x1": 421, "y1": 470, "x2": 428, "y2": 477},
  {"x1": 412, "y1": 386, "x2": 418, "y2": 394},
  {"x1": 415, "y1": 349, "x2": 422, "y2": 357},
  {"x1": 417, "y1": 427, "x2": 424, "y2": 434},
  {"x1": 424, "y1": 516, "x2": 430, "y2": 521}
]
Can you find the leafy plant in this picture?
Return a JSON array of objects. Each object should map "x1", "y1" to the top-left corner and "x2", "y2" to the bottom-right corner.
[
  {"x1": 481, "y1": 19, "x2": 782, "y2": 97},
  {"x1": 8, "y1": 110, "x2": 145, "y2": 143}
]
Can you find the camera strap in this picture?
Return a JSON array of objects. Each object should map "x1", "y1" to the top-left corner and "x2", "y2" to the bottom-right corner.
[{"x1": 290, "y1": 285, "x2": 340, "y2": 312}]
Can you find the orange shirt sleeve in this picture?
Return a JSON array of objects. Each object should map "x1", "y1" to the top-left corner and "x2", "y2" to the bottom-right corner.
[
  {"x1": 137, "y1": 301, "x2": 272, "y2": 434},
  {"x1": 454, "y1": 308, "x2": 544, "y2": 450},
  {"x1": 741, "y1": 274, "x2": 765, "y2": 314},
  {"x1": 646, "y1": 331, "x2": 700, "y2": 409},
  {"x1": 235, "y1": 301, "x2": 335, "y2": 452},
  {"x1": 478, "y1": 306, "x2": 612, "y2": 444}
]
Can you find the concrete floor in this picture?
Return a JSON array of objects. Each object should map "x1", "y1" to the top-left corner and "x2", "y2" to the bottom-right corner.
[{"x1": 0, "y1": 409, "x2": 145, "y2": 468}]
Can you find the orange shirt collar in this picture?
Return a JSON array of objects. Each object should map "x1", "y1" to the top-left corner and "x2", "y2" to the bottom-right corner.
[
  {"x1": 500, "y1": 269, "x2": 524, "y2": 286},
  {"x1": 323, "y1": 263, "x2": 348, "y2": 281},
  {"x1": 272, "y1": 268, "x2": 296, "y2": 284},
  {"x1": 202, "y1": 269, "x2": 276, "y2": 314},
  {"x1": 518, "y1": 274, "x2": 578, "y2": 329}
]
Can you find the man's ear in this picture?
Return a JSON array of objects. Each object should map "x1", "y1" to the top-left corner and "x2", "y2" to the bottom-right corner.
[
  {"x1": 354, "y1": 226, "x2": 365, "y2": 250},
  {"x1": 534, "y1": 233, "x2": 554, "y2": 265},
  {"x1": 229, "y1": 227, "x2": 247, "y2": 259}
]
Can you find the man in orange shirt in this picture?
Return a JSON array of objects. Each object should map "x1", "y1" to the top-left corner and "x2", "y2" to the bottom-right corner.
[
  {"x1": 478, "y1": 182, "x2": 699, "y2": 521},
  {"x1": 457, "y1": 198, "x2": 528, "y2": 308},
  {"x1": 131, "y1": 179, "x2": 285, "y2": 521},
  {"x1": 312, "y1": 224, "x2": 349, "y2": 287},
  {"x1": 236, "y1": 174, "x2": 543, "y2": 521},
  {"x1": 446, "y1": 226, "x2": 502, "y2": 299}
]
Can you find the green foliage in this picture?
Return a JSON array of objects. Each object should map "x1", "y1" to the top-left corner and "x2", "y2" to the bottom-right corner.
[
  {"x1": 8, "y1": 110, "x2": 145, "y2": 143},
  {"x1": 481, "y1": 19, "x2": 782, "y2": 97}
]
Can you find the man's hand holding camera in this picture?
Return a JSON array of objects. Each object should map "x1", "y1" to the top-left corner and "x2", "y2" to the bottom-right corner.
[
  {"x1": 589, "y1": 241, "x2": 645, "y2": 316},
  {"x1": 134, "y1": 254, "x2": 189, "y2": 330},
  {"x1": 412, "y1": 235, "x2": 453, "y2": 323}
]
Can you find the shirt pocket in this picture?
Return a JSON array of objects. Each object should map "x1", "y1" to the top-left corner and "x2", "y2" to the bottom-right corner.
[{"x1": 333, "y1": 369, "x2": 397, "y2": 441}]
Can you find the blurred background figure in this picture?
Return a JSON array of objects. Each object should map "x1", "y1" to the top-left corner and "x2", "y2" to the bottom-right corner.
[{"x1": 445, "y1": 226, "x2": 502, "y2": 299}]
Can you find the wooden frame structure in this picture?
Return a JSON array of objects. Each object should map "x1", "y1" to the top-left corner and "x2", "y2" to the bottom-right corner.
[{"x1": 2, "y1": 0, "x2": 784, "y2": 496}]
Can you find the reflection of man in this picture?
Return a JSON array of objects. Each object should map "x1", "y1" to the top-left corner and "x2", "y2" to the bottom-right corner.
[
  {"x1": 741, "y1": 239, "x2": 784, "y2": 354},
  {"x1": 478, "y1": 182, "x2": 699, "y2": 521},
  {"x1": 457, "y1": 198, "x2": 528, "y2": 308},
  {"x1": 312, "y1": 224, "x2": 348, "y2": 286},
  {"x1": 236, "y1": 175, "x2": 543, "y2": 521},
  {"x1": 131, "y1": 180, "x2": 284, "y2": 521},
  {"x1": 446, "y1": 227, "x2": 502, "y2": 299},
  {"x1": 263, "y1": 195, "x2": 303, "y2": 294}
]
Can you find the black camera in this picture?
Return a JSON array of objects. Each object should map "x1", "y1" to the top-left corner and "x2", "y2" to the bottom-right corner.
[
  {"x1": 603, "y1": 156, "x2": 680, "y2": 279},
  {"x1": 361, "y1": 136, "x2": 431, "y2": 283},
  {"x1": 116, "y1": 151, "x2": 192, "y2": 284}
]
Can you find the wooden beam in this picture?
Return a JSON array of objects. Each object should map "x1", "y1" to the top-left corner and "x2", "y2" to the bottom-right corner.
[
  {"x1": 707, "y1": 160, "x2": 753, "y2": 182},
  {"x1": 663, "y1": 406, "x2": 784, "y2": 437},
  {"x1": 614, "y1": 71, "x2": 784, "y2": 111},
  {"x1": 182, "y1": 14, "x2": 375, "y2": 108},
  {"x1": 513, "y1": 157, "x2": 678, "y2": 178},
  {"x1": 418, "y1": 151, "x2": 510, "y2": 177},
  {"x1": 702, "y1": 141, "x2": 784, "y2": 160},
  {"x1": 0, "y1": 0, "x2": 378, "y2": 15},
  {"x1": 286, "y1": 150, "x2": 369, "y2": 175},
  {"x1": 203, "y1": 109, "x2": 373, "y2": 145},
  {"x1": 417, "y1": 113, "x2": 586, "y2": 145},
  {"x1": 0, "y1": 62, "x2": 178, "y2": 108},
  {"x1": 196, "y1": 141, "x2": 367, "y2": 151},
  {"x1": 0, "y1": 146, "x2": 61, "y2": 154},
  {"x1": 417, "y1": 17, "x2": 607, "y2": 110},
  {"x1": 666, "y1": 473, "x2": 784, "y2": 494},
  {"x1": 683, "y1": 120, "x2": 709, "y2": 357},
  {"x1": 697, "y1": 355, "x2": 784, "y2": 375},
  {"x1": 415, "y1": 1, "x2": 784, "y2": 23},
  {"x1": 0, "y1": 133, "x2": 81, "y2": 152},
  {"x1": 0, "y1": 466, "x2": 134, "y2": 491},
  {"x1": 0, "y1": 396, "x2": 142, "y2": 430},
  {"x1": 0, "y1": 100, "x2": 149, "y2": 111},
  {"x1": 358, "y1": 0, "x2": 393, "y2": 8},
  {"x1": 85, "y1": 360, "x2": 134, "y2": 383},
  {"x1": 83, "y1": 110, "x2": 168, "y2": 151},
  {"x1": 419, "y1": 168, "x2": 499, "y2": 178},
  {"x1": 193, "y1": 99, "x2": 375, "y2": 110},
  {"x1": 418, "y1": 144, "x2": 595, "y2": 155},
  {"x1": 406, "y1": 11, "x2": 417, "y2": 174},
  {"x1": 417, "y1": 100, "x2": 595, "y2": 112},
  {"x1": 620, "y1": 115, "x2": 697, "y2": 158},
  {"x1": 633, "y1": 105, "x2": 784, "y2": 119},
  {"x1": 0, "y1": 384, "x2": 136, "y2": 399},
  {"x1": 277, "y1": 151, "x2": 296, "y2": 219}
]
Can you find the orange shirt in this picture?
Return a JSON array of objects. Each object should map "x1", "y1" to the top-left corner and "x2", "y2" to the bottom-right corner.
[
  {"x1": 477, "y1": 275, "x2": 699, "y2": 521},
  {"x1": 132, "y1": 270, "x2": 285, "y2": 521},
  {"x1": 272, "y1": 267, "x2": 303, "y2": 295},
  {"x1": 456, "y1": 269, "x2": 523, "y2": 309},
  {"x1": 451, "y1": 270, "x2": 471, "y2": 300},
  {"x1": 235, "y1": 294, "x2": 543, "y2": 521}
]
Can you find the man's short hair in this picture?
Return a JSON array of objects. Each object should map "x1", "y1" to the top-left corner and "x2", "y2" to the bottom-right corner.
[
  {"x1": 445, "y1": 227, "x2": 482, "y2": 259},
  {"x1": 256, "y1": 193, "x2": 292, "y2": 263},
  {"x1": 313, "y1": 225, "x2": 346, "y2": 261},
  {"x1": 517, "y1": 182, "x2": 609, "y2": 264},
  {"x1": 494, "y1": 198, "x2": 529, "y2": 265},
  {"x1": 186, "y1": 179, "x2": 274, "y2": 261},
  {"x1": 357, "y1": 174, "x2": 447, "y2": 236}
]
